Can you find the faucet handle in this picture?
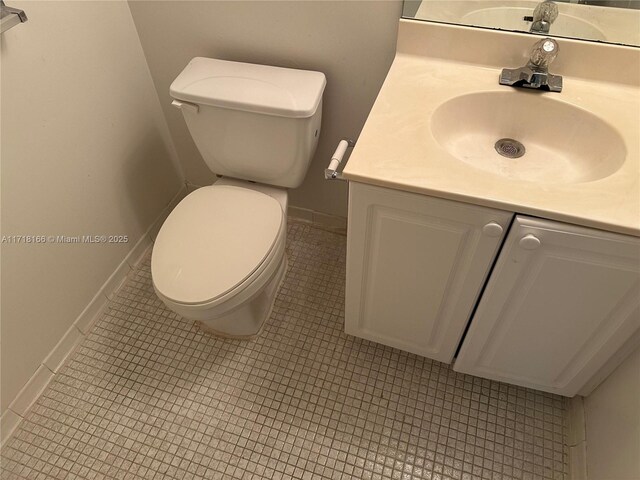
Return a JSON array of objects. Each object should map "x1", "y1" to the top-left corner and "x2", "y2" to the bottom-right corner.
[
  {"x1": 533, "y1": 1, "x2": 559, "y2": 24},
  {"x1": 529, "y1": 38, "x2": 559, "y2": 68}
]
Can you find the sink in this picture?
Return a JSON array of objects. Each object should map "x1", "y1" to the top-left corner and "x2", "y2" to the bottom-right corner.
[
  {"x1": 430, "y1": 91, "x2": 626, "y2": 183},
  {"x1": 460, "y1": 6, "x2": 607, "y2": 41}
]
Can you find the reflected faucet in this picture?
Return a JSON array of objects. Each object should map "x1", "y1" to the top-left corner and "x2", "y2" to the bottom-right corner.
[
  {"x1": 499, "y1": 38, "x2": 563, "y2": 92},
  {"x1": 529, "y1": 0, "x2": 559, "y2": 34}
]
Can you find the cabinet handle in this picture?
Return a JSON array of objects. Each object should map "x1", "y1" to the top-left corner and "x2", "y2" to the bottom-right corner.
[
  {"x1": 519, "y1": 234, "x2": 541, "y2": 250},
  {"x1": 482, "y1": 222, "x2": 504, "y2": 237}
]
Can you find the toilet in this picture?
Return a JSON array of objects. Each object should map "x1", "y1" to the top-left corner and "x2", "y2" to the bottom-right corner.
[{"x1": 151, "y1": 57, "x2": 326, "y2": 338}]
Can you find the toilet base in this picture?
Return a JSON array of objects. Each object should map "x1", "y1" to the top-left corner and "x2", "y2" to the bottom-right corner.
[{"x1": 195, "y1": 254, "x2": 288, "y2": 339}]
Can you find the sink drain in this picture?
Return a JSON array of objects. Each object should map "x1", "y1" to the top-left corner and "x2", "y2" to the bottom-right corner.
[{"x1": 495, "y1": 138, "x2": 525, "y2": 158}]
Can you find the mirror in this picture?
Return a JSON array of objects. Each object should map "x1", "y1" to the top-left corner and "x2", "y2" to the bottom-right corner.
[{"x1": 403, "y1": 1, "x2": 640, "y2": 47}]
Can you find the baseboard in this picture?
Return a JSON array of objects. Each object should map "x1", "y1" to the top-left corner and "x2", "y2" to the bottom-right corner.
[
  {"x1": 103, "y1": 258, "x2": 132, "y2": 301},
  {"x1": 567, "y1": 395, "x2": 588, "y2": 480},
  {"x1": 0, "y1": 185, "x2": 187, "y2": 448},
  {"x1": 74, "y1": 289, "x2": 109, "y2": 335},
  {"x1": 43, "y1": 325, "x2": 84, "y2": 373},
  {"x1": 6, "y1": 366, "x2": 54, "y2": 417},
  {"x1": 288, "y1": 206, "x2": 347, "y2": 235},
  {"x1": 0, "y1": 410, "x2": 22, "y2": 447},
  {"x1": 570, "y1": 441, "x2": 588, "y2": 480},
  {"x1": 126, "y1": 234, "x2": 153, "y2": 269}
]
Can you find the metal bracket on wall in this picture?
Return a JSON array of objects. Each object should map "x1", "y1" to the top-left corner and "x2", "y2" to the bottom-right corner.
[{"x1": 1, "y1": 0, "x2": 27, "y2": 34}]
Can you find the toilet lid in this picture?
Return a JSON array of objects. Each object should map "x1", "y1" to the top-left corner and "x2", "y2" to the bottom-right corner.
[{"x1": 152, "y1": 185, "x2": 283, "y2": 305}]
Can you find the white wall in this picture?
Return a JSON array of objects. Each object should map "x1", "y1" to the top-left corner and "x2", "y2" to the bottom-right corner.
[
  {"x1": 127, "y1": 0, "x2": 403, "y2": 218},
  {"x1": 584, "y1": 346, "x2": 640, "y2": 480},
  {"x1": 0, "y1": 1, "x2": 183, "y2": 413}
]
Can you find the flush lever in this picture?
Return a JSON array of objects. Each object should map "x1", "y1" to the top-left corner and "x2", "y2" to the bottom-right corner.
[{"x1": 171, "y1": 99, "x2": 199, "y2": 114}]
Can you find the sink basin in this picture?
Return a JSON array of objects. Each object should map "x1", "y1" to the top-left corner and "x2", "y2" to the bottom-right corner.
[
  {"x1": 461, "y1": 7, "x2": 607, "y2": 41},
  {"x1": 430, "y1": 91, "x2": 626, "y2": 183}
]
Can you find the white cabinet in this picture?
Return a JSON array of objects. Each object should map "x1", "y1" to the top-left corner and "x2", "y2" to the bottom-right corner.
[
  {"x1": 346, "y1": 183, "x2": 640, "y2": 396},
  {"x1": 454, "y1": 216, "x2": 640, "y2": 397},
  {"x1": 345, "y1": 182, "x2": 512, "y2": 362}
]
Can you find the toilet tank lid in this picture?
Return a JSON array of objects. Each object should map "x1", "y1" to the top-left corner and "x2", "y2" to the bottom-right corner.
[{"x1": 170, "y1": 57, "x2": 326, "y2": 119}]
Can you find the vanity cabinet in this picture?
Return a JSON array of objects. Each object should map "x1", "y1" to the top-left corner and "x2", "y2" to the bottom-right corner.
[
  {"x1": 454, "y1": 215, "x2": 640, "y2": 397},
  {"x1": 345, "y1": 182, "x2": 512, "y2": 363},
  {"x1": 346, "y1": 182, "x2": 640, "y2": 396}
]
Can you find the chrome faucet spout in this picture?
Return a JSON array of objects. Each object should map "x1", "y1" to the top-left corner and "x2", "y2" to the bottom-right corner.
[
  {"x1": 499, "y1": 38, "x2": 563, "y2": 93},
  {"x1": 530, "y1": 0, "x2": 559, "y2": 34}
]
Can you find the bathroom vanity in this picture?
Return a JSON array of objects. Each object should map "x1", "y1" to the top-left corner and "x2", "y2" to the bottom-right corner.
[
  {"x1": 346, "y1": 182, "x2": 639, "y2": 397},
  {"x1": 342, "y1": 20, "x2": 640, "y2": 398}
]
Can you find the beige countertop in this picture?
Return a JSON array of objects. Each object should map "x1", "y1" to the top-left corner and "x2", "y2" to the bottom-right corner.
[{"x1": 342, "y1": 20, "x2": 640, "y2": 237}]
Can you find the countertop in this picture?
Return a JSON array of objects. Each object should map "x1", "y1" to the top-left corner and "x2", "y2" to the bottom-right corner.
[{"x1": 342, "y1": 20, "x2": 640, "y2": 237}]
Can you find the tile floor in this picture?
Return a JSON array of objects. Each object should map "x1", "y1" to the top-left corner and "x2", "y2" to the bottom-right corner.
[{"x1": 1, "y1": 221, "x2": 567, "y2": 480}]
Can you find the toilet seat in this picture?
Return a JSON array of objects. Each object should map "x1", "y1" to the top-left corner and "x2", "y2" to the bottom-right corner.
[{"x1": 151, "y1": 185, "x2": 285, "y2": 307}]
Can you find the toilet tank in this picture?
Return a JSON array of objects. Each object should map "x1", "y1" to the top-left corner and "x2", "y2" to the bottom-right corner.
[{"x1": 170, "y1": 58, "x2": 326, "y2": 188}]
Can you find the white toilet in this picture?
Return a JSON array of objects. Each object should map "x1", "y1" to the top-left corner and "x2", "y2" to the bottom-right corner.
[{"x1": 151, "y1": 57, "x2": 326, "y2": 338}]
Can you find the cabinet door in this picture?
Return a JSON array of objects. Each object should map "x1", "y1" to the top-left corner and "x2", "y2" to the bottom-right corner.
[
  {"x1": 345, "y1": 183, "x2": 512, "y2": 363},
  {"x1": 454, "y1": 216, "x2": 640, "y2": 397}
]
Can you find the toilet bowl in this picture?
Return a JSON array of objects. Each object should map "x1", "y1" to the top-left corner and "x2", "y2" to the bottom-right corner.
[
  {"x1": 152, "y1": 179, "x2": 288, "y2": 337},
  {"x1": 151, "y1": 57, "x2": 325, "y2": 337}
]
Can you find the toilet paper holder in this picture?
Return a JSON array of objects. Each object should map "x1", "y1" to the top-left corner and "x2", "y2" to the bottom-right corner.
[{"x1": 324, "y1": 138, "x2": 356, "y2": 181}]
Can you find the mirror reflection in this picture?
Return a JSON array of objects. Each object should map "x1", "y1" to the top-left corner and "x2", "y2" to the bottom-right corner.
[{"x1": 403, "y1": 1, "x2": 640, "y2": 46}]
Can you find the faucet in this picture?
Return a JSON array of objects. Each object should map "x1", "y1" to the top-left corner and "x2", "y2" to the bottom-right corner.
[
  {"x1": 499, "y1": 38, "x2": 563, "y2": 93},
  {"x1": 529, "y1": 0, "x2": 559, "y2": 34}
]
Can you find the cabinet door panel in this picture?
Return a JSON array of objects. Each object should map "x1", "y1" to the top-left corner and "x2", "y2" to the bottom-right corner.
[
  {"x1": 454, "y1": 215, "x2": 640, "y2": 397},
  {"x1": 346, "y1": 183, "x2": 512, "y2": 363}
]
